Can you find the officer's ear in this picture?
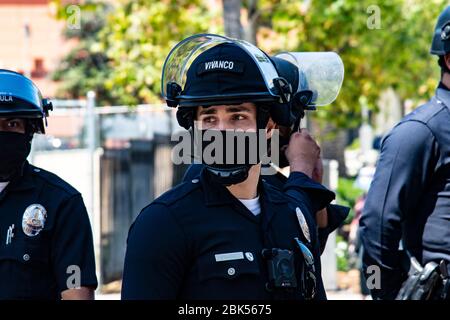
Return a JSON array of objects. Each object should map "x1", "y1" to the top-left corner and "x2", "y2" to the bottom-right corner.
[
  {"x1": 445, "y1": 53, "x2": 450, "y2": 71},
  {"x1": 265, "y1": 118, "x2": 277, "y2": 139}
]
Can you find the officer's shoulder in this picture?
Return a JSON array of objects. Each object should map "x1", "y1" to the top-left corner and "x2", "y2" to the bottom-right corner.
[
  {"x1": 29, "y1": 164, "x2": 80, "y2": 197},
  {"x1": 151, "y1": 179, "x2": 202, "y2": 207},
  {"x1": 262, "y1": 177, "x2": 281, "y2": 191},
  {"x1": 402, "y1": 98, "x2": 447, "y2": 125},
  {"x1": 261, "y1": 178, "x2": 287, "y2": 200}
]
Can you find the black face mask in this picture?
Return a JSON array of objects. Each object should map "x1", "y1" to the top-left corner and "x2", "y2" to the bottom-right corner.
[
  {"x1": 0, "y1": 132, "x2": 31, "y2": 181},
  {"x1": 192, "y1": 129, "x2": 265, "y2": 185}
]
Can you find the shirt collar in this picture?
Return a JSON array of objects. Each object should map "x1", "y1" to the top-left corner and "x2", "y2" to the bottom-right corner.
[
  {"x1": 436, "y1": 82, "x2": 450, "y2": 109},
  {"x1": 199, "y1": 167, "x2": 288, "y2": 207},
  {"x1": 199, "y1": 168, "x2": 239, "y2": 206}
]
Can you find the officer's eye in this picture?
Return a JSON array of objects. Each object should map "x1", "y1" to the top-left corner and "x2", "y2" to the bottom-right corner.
[
  {"x1": 202, "y1": 116, "x2": 217, "y2": 124},
  {"x1": 231, "y1": 114, "x2": 247, "y2": 121},
  {"x1": 8, "y1": 120, "x2": 21, "y2": 128}
]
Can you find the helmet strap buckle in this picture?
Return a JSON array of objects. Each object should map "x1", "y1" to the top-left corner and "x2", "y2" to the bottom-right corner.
[
  {"x1": 273, "y1": 77, "x2": 292, "y2": 104},
  {"x1": 42, "y1": 98, "x2": 53, "y2": 117},
  {"x1": 441, "y1": 22, "x2": 450, "y2": 41},
  {"x1": 166, "y1": 82, "x2": 182, "y2": 108}
]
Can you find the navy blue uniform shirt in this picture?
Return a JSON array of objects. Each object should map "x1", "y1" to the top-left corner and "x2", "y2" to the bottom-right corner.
[
  {"x1": 0, "y1": 162, "x2": 97, "y2": 299},
  {"x1": 360, "y1": 84, "x2": 450, "y2": 299},
  {"x1": 182, "y1": 164, "x2": 349, "y2": 254},
  {"x1": 122, "y1": 168, "x2": 336, "y2": 300}
]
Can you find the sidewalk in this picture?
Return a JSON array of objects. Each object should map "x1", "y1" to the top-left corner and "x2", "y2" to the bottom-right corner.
[{"x1": 95, "y1": 291, "x2": 369, "y2": 300}]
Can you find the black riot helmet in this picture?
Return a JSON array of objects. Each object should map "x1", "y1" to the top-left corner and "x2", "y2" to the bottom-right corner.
[
  {"x1": 430, "y1": 5, "x2": 450, "y2": 55},
  {"x1": 162, "y1": 34, "x2": 300, "y2": 130},
  {"x1": 161, "y1": 34, "x2": 344, "y2": 184},
  {"x1": 162, "y1": 34, "x2": 344, "y2": 129},
  {"x1": 0, "y1": 69, "x2": 53, "y2": 134}
]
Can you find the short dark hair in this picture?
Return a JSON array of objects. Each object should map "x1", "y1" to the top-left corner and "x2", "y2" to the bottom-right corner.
[{"x1": 438, "y1": 55, "x2": 450, "y2": 75}]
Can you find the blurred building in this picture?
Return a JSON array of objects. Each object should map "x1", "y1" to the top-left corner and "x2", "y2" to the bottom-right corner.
[{"x1": 0, "y1": 0, "x2": 75, "y2": 95}]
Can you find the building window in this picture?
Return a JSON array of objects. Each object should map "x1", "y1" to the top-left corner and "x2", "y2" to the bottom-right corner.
[{"x1": 31, "y1": 58, "x2": 46, "y2": 78}]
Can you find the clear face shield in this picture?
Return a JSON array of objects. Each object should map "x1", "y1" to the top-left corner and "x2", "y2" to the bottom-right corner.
[
  {"x1": 161, "y1": 34, "x2": 289, "y2": 106},
  {"x1": 162, "y1": 34, "x2": 344, "y2": 108},
  {"x1": 274, "y1": 51, "x2": 344, "y2": 107}
]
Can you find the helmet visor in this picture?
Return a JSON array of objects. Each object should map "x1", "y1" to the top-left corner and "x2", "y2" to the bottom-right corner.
[
  {"x1": 274, "y1": 52, "x2": 344, "y2": 106},
  {"x1": 161, "y1": 34, "x2": 282, "y2": 101}
]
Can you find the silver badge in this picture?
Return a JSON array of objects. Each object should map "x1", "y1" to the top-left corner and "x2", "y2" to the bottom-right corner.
[
  {"x1": 22, "y1": 204, "x2": 47, "y2": 237},
  {"x1": 296, "y1": 207, "x2": 311, "y2": 243}
]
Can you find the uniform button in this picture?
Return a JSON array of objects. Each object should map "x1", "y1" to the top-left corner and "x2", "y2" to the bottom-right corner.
[
  {"x1": 227, "y1": 267, "x2": 235, "y2": 276},
  {"x1": 245, "y1": 252, "x2": 254, "y2": 261},
  {"x1": 23, "y1": 254, "x2": 30, "y2": 261},
  {"x1": 34, "y1": 168, "x2": 41, "y2": 173},
  {"x1": 191, "y1": 179, "x2": 199, "y2": 184}
]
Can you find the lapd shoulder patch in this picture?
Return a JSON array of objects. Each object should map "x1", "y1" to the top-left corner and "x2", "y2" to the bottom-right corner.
[
  {"x1": 197, "y1": 60, "x2": 245, "y2": 75},
  {"x1": 22, "y1": 204, "x2": 47, "y2": 237},
  {"x1": 296, "y1": 207, "x2": 311, "y2": 243}
]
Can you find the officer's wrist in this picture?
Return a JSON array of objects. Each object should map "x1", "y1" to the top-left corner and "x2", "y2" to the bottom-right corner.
[
  {"x1": 316, "y1": 208, "x2": 328, "y2": 229},
  {"x1": 289, "y1": 164, "x2": 314, "y2": 178}
]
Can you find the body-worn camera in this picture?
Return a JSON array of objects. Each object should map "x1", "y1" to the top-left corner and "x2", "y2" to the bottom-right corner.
[{"x1": 262, "y1": 248, "x2": 297, "y2": 290}]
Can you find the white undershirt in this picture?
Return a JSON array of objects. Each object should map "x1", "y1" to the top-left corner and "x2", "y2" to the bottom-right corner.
[
  {"x1": 238, "y1": 196, "x2": 261, "y2": 216},
  {"x1": 0, "y1": 181, "x2": 9, "y2": 193}
]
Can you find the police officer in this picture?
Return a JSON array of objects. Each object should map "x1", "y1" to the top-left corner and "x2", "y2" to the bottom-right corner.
[
  {"x1": 181, "y1": 53, "x2": 349, "y2": 255},
  {"x1": 359, "y1": 6, "x2": 450, "y2": 300},
  {"x1": 0, "y1": 70, "x2": 97, "y2": 299},
  {"x1": 122, "y1": 34, "x2": 343, "y2": 300}
]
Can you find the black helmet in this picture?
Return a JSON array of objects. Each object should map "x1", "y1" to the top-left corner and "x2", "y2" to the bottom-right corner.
[
  {"x1": 162, "y1": 34, "x2": 298, "y2": 130},
  {"x1": 178, "y1": 43, "x2": 281, "y2": 107},
  {"x1": 162, "y1": 34, "x2": 343, "y2": 130},
  {"x1": 0, "y1": 69, "x2": 53, "y2": 134},
  {"x1": 161, "y1": 34, "x2": 344, "y2": 185},
  {"x1": 430, "y1": 5, "x2": 450, "y2": 55}
]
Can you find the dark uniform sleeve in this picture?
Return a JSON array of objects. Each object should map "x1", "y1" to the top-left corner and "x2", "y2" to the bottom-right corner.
[
  {"x1": 284, "y1": 172, "x2": 348, "y2": 253},
  {"x1": 359, "y1": 120, "x2": 437, "y2": 300},
  {"x1": 283, "y1": 171, "x2": 335, "y2": 213},
  {"x1": 317, "y1": 204, "x2": 350, "y2": 254},
  {"x1": 50, "y1": 194, "x2": 97, "y2": 294},
  {"x1": 121, "y1": 203, "x2": 190, "y2": 299}
]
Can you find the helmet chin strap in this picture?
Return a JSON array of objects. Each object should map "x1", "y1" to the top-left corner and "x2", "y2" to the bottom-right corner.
[{"x1": 204, "y1": 165, "x2": 252, "y2": 186}]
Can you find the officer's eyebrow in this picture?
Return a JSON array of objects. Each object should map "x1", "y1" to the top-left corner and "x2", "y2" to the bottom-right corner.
[
  {"x1": 0, "y1": 117, "x2": 23, "y2": 122},
  {"x1": 197, "y1": 108, "x2": 217, "y2": 116},
  {"x1": 226, "y1": 105, "x2": 252, "y2": 113}
]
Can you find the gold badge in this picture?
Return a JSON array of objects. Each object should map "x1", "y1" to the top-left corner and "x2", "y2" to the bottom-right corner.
[
  {"x1": 296, "y1": 207, "x2": 311, "y2": 243},
  {"x1": 22, "y1": 204, "x2": 47, "y2": 237}
]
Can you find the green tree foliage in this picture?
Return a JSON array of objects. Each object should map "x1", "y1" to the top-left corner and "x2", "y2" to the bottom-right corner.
[
  {"x1": 52, "y1": 1, "x2": 115, "y2": 105},
  {"x1": 53, "y1": 0, "x2": 448, "y2": 127},
  {"x1": 96, "y1": 0, "x2": 217, "y2": 105},
  {"x1": 52, "y1": 0, "x2": 218, "y2": 105},
  {"x1": 256, "y1": 0, "x2": 447, "y2": 128}
]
